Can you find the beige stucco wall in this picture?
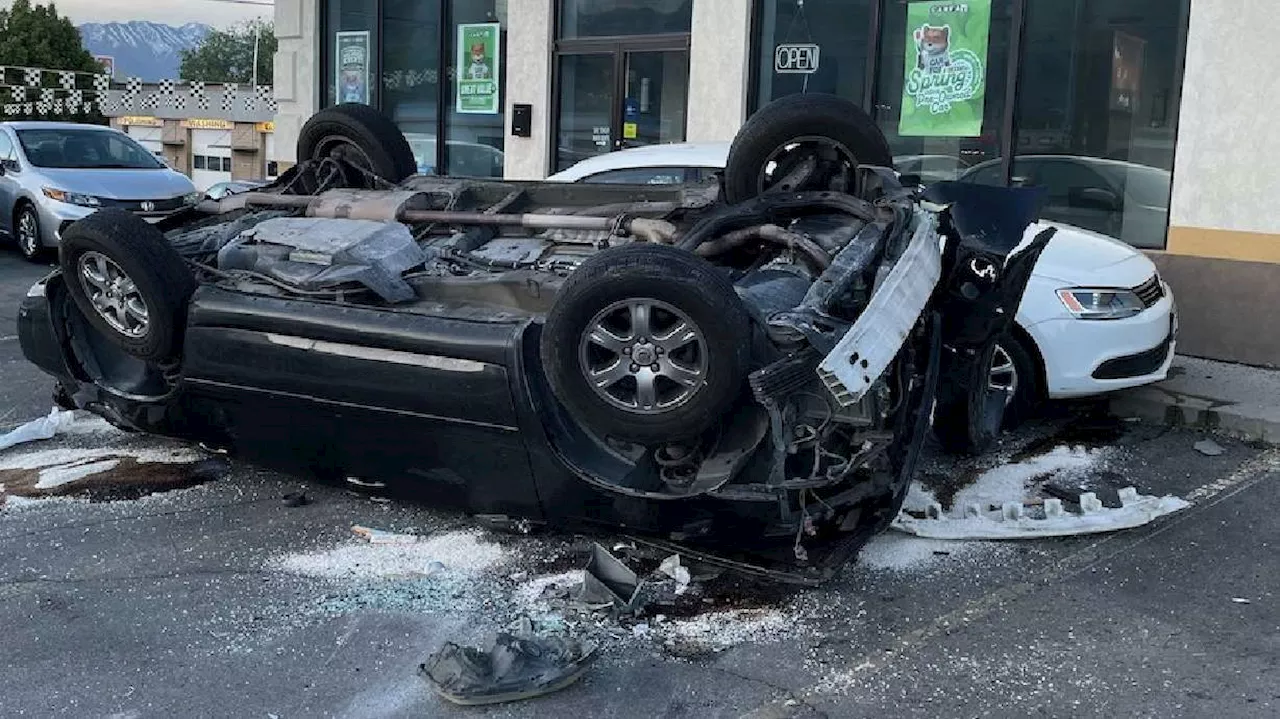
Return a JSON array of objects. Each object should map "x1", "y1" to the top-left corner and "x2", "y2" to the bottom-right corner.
[
  {"x1": 686, "y1": 0, "x2": 753, "y2": 143},
  {"x1": 502, "y1": 0, "x2": 555, "y2": 179},
  {"x1": 1169, "y1": 0, "x2": 1280, "y2": 256},
  {"x1": 272, "y1": 0, "x2": 318, "y2": 168}
]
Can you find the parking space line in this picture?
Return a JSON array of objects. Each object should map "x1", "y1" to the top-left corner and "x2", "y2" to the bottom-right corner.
[
  {"x1": 0, "y1": 335, "x2": 17, "y2": 342},
  {"x1": 747, "y1": 449, "x2": 1280, "y2": 710}
]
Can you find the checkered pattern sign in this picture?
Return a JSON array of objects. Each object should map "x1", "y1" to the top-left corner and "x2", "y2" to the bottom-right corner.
[{"x1": 0, "y1": 64, "x2": 275, "y2": 119}]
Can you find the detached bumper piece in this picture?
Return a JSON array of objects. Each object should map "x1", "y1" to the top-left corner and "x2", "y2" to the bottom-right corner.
[
  {"x1": 817, "y1": 211, "x2": 941, "y2": 407},
  {"x1": 892, "y1": 486, "x2": 1190, "y2": 540},
  {"x1": 420, "y1": 619, "x2": 597, "y2": 706}
]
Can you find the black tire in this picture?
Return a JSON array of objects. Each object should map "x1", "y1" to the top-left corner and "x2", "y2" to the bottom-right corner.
[
  {"x1": 933, "y1": 340, "x2": 1007, "y2": 456},
  {"x1": 541, "y1": 244, "x2": 751, "y2": 445},
  {"x1": 723, "y1": 94, "x2": 894, "y2": 205},
  {"x1": 59, "y1": 209, "x2": 196, "y2": 363},
  {"x1": 994, "y1": 331, "x2": 1042, "y2": 430},
  {"x1": 297, "y1": 104, "x2": 417, "y2": 183},
  {"x1": 14, "y1": 202, "x2": 46, "y2": 262}
]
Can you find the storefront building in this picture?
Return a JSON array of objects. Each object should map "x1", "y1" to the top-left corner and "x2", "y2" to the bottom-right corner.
[{"x1": 273, "y1": 0, "x2": 1279, "y2": 367}]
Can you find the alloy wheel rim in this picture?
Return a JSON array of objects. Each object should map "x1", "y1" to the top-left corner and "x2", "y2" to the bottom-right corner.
[
  {"x1": 578, "y1": 298, "x2": 709, "y2": 415},
  {"x1": 78, "y1": 251, "x2": 150, "y2": 338},
  {"x1": 17, "y1": 210, "x2": 39, "y2": 256},
  {"x1": 988, "y1": 344, "x2": 1019, "y2": 408}
]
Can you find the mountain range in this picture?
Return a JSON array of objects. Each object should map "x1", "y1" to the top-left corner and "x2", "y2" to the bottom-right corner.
[{"x1": 78, "y1": 21, "x2": 212, "y2": 81}]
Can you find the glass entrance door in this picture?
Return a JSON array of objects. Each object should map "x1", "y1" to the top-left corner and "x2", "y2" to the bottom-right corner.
[
  {"x1": 554, "y1": 45, "x2": 689, "y2": 172},
  {"x1": 555, "y1": 53, "x2": 617, "y2": 172},
  {"x1": 618, "y1": 50, "x2": 689, "y2": 151}
]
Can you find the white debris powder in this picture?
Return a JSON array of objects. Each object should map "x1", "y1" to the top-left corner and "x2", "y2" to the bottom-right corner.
[
  {"x1": 513, "y1": 570, "x2": 583, "y2": 608},
  {"x1": 1, "y1": 444, "x2": 203, "y2": 481},
  {"x1": 659, "y1": 608, "x2": 795, "y2": 653},
  {"x1": 271, "y1": 529, "x2": 510, "y2": 581},
  {"x1": 856, "y1": 532, "x2": 1007, "y2": 572},
  {"x1": 949, "y1": 446, "x2": 1106, "y2": 513}
]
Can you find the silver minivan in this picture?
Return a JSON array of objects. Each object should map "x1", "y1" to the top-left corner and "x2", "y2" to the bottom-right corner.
[{"x1": 0, "y1": 122, "x2": 200, "y2": 261}]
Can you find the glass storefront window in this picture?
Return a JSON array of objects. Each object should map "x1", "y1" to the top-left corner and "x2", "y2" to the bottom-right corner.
[
  {"x1": 322, "y1": 0, "x2": 508, "y2": 177},
  {"x1": 559, "y1": 0, "x2": 692, "y2": 38},
  {"x1": 324, "y1": 0, "x2": 378, "y2": 108},
  {"x1": 1012, "y1": 0, "x2": 1186, "y2": 249},
  {"x1": 753, "y1": 0, "x2": 872, "y2": 111},
  {"x1": 445, "y1": 0, "x2": 507, "y2": 178},
  {"x1": 874, "y1": 0, "x2": 1014, "y2": 184},
  {"x1": 383, "y1": 0, "x2": 442, "y2": 175},
  {"x1": 555, "y1": 54, "x2": 615, "y2": 172}
]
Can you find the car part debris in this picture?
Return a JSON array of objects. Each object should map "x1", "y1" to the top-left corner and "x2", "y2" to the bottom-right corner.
[
  {"x1": 282, "y1": 491, "x2": 310, "y2": 507},
  {"x1": 351, "y1": 525, "x2": 423, "y2": 544},
  {"x1": 577, "y1": 542, "x2": 645, "y2": 613},
  {"x1": 657, "y1": 554, "x2": 692, "y2": 595},
  {"x1": 474, "y1": 514, "x2": 542, "y2": 534},
  {"x1": 817, "y1": 213, "x2": 941, "y2": 407},
  {"x1": 1194, "y1": 439, "x2": 1226, "y2": 457},
  {"x1": 0, "y1": 408, "x2": 76, "y2": 452},
  {"x1": 419, "y1": 618, "x2": 597, "y2": 706},
  {"x1": 892, "y1": 487, "x2": 1190, "y2": 540}
]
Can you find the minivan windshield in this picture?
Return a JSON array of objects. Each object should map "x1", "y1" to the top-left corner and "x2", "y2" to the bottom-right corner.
[{"x1": 16, "y1": 128, "x2": 164, "y2": 170}]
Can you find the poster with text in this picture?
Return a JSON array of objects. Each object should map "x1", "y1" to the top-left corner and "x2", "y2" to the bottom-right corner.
[
  {"x1": 899, "y1": 0, "x2": 991, "y2": 137},
  {"x1": 456, "y1": 23, "x2": 501, "y2": 114},
  {"x1": 335, "y1": 31, "x2": 371, "y2": 105},
  {"x1": 1110, "y1": 31, "x2": 1146, "y2": 113}
]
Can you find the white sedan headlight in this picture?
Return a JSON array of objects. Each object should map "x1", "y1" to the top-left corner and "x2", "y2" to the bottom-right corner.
[{"x1": 1057, "y1": 288, "x2": 1145, "y2": 320}]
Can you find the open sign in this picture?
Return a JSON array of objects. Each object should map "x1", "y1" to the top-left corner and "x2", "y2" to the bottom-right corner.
[{"x1": 774, "y1": 44, "x2": 820, "y2": 74}]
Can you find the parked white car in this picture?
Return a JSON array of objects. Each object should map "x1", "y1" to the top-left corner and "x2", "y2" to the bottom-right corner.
[{"x1": 549, "y1": 143, "x2": 1177, "y2": 423}]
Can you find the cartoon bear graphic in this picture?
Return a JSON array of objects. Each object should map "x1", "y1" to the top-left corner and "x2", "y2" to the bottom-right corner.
[
  {"x1": 466, "y1": 42, "x2": 491, "y2": 81},
  {"x1": 914, "y1": 25, "x2": 953, "y2": 73}
]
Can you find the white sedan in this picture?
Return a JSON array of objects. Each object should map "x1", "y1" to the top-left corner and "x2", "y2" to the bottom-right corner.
[{"x1": 549, "y1": 143, "x2": 1177, "y2": 423}]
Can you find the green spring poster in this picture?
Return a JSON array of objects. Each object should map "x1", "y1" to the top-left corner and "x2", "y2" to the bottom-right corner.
[
  {"x1": 899, "y1": 0, "x2": 991, "y2": 137},
  {"x1": 456, "y1": 23, "x2": 501, "y2": 114}
]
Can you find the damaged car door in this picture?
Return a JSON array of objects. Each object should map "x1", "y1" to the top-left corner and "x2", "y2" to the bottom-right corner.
[{"x1": 180, "y1": 282, "x2": 544, "y2": 516}]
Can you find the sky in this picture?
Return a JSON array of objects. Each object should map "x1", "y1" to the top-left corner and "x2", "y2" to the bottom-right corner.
[{"x1": 2, "y1": 0, "x2": 271, "y2": 27}]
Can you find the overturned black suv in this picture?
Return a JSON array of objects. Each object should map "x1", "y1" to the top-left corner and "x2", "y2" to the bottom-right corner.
[{"x1": 17, "y1": 96, "x2": 1051, "y2": 580}]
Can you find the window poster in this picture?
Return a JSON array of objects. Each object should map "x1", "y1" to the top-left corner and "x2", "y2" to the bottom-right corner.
[
  {"x1": 456, "y1": 23, "x2": 501, "y2": 114},
  {"x1": 1110, "y1": 31, "x2": 1146, "y2": 113},
  {"x1": 336, "y1": 31, "x2": 371, "y2": 105},
  {"x1": 899, "y1": 0, "x2": 992, "y2": 137}
]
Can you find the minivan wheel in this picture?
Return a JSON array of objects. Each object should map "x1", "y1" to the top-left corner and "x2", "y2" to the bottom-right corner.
[
  {"x1": 60, "y1": 209, "x2": 196, "y2": 363},
  {"x1": 541, "y1": 244, "x2": 752, "y2": 445},
  {"x1": 296, "y1": 104, "x2": 417, "y2": 183},
  {"x1": 723, "y1": 94, "x2": 894, "y2": 204},
  {"x1": 15, "y1": 203, "x2": 45, "y2": 262}
]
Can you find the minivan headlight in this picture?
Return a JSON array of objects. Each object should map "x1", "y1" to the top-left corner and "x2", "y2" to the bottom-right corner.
[
  {"x1": 1057, "y1": 289, "x2": 1145, "y2": 320},
  {"x1": 183, "y1": 191, "x2": 202, "y2": 205},
  {"x1": 42, "y1": 187, "x2": 101, "y2": 208}
]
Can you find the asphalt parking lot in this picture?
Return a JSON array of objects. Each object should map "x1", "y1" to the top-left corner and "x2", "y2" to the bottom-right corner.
[{"x1": 1, "y1": 248, "x2": 1277, "y2": 719}]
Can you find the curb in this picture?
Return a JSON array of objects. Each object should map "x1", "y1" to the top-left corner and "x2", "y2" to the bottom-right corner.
[{"x1": 1109, "y1": 385, "x2": 1279, "y2": 445}]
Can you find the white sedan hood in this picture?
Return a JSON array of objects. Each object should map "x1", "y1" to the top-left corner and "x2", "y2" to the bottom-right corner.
[{"x1": 1024, "y1": 221, "x2": 1156, "y2": 288}]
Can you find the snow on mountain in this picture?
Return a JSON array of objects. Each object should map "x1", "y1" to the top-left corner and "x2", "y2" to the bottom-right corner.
[{"x1": 78, "y1": 22, "x2": 212, "y2": 81}]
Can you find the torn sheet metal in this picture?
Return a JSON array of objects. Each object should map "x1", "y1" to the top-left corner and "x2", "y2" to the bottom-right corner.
[
  {"x1": 891, "y1": 487, "x2": 1191, "y2": 540},
  {"x1": 577, "y1": 543, "x2": 644, "y2": 613}
]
